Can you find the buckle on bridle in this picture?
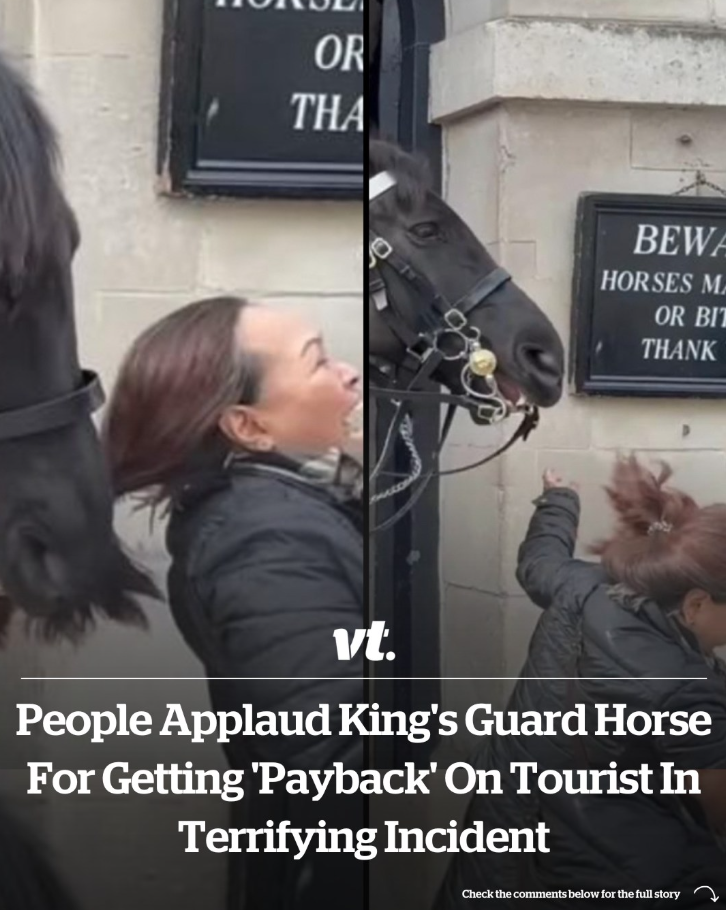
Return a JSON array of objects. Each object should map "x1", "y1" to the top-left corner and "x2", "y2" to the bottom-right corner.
[
  {"x1": 406, "y1": 337, "x2": 434, "y2": 363},
  {"x1": 444, "y1": 309, "x2": 467, "y2": 331},
  {"x1": 369, "y1": 237, "x2": 393, "y2": 269}
]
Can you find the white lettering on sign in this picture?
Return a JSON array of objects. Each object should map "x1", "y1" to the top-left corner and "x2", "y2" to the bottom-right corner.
[
  {"x1": 599, "y1": 270, "x2": 693, "y2": 294},
  {"x1": 654, "y1": 305, "x2": 685, "y2": 327},
  {"x1": 702, "y1": 273, "x2": 726, "y2": 295},
  {"x1": 290, "y1": 93, "x2": 363, "y2": 132},
  {"x1": 315, "y1": 33, "x2": 363, "y2": 72},
  {"x1": 215, "y1": 0, "x2": 364, "y2": 11},
  {"x1": 695, "y1": 305, "x2": 726, "y2": 328},
  {"x1": 633, "y1": 222, "x2": 726, "y2": 258},
  {"x1": 213, "y1": 0, "x2": 363, "y2": 137},
  {"x1": 641, "y1": 338, "x2": 718, "y2": 361}
]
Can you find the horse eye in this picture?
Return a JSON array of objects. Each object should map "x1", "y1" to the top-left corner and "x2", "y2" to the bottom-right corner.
[{"x1": 410, "y1": 222, "x2": 442, "y2": 241}]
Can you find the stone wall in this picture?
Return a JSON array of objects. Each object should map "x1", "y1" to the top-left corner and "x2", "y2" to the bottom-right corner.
[
  {"x1": 432, "y1": 1, "x2": 726, "y2": 758},
  {"x1": 0, "y1": 1, "x2": 362, "y2": 908}
]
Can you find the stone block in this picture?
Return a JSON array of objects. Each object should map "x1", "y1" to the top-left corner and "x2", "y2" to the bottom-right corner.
[
  {"x1": 36, "y1": 0, "x2": 162, "y2": 57},
  {"x1": 441, "y1": 454, "x2": 502, "y2": 591},
  {"x1": 200, "y1": 200, "x2": 363, "y2": 295},
  {"x1": 501, "y1": 241, "x2": 537, "y2": 280},
  {"x1": 38, "y1": 55, "x2": 203, "y2": 295},
  {"x1": 447, "y1": 0, "x2": 508, "y2": 34},
  {"x1": 444, "y1": 404, "x2": 507, "y2": 447},
  {"x1": 503, "y1": 104, "x2": 631, "y2": 271},
  {"x1": 432, "y1": 20, "x2": 726, "y2": 122},
  {"x1": 431, "y1": 23, "x2": 497, "y2": 122},
  {"x1": 449, "y1": 0, "x2": 712, "y2": 29},
  {"x1": 507, "y1": 0, "x2": 712, "y2": 22},
  {"x1": 0, "y1": 0, "x2": 35, "y2": 55},
  {"x1": 444, "y1": 110, "x2": 502, "y2": 243},
  {"x1": 440, "y1": 585, "x2": 505, "y2": 755},
  {"x1": 590, "y1": 398, "x2": 726, "y2": 450},
  {"x1": 500, "y1": 102, "x2": 695, "y2": 335},
  {"x1": 654, "y1": 450, "x2": 726, "y2": 505},
  {"x1": 441, "y1": 585, "x2": 504, "y2": 689},
  {"x1": 82, "y1": 292, "x2": 191, "y2": 385},
  {"x1": 632, "y1": 108, "x2": 726, "y2": 171},
  {"x1": 526, "y1": 393, "x2": 592, "y2": 451}
]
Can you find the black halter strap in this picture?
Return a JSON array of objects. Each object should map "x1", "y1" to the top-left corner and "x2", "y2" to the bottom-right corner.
[
  {"x1": 0, "y1": 370, "x2": 105, "y2": 442},
  {"x1": 369, "y1": 224, "x2": 512, "y2": 372}
]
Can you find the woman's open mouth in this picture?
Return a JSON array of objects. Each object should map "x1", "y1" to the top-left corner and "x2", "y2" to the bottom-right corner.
[{"x1": 343, "y1": 401, "x2": 363, "y2": 435}]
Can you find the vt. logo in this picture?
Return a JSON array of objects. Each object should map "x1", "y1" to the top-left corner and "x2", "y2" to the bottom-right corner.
[{"x1": 333, "y1": 621, "x2": 395, "y2": 662}]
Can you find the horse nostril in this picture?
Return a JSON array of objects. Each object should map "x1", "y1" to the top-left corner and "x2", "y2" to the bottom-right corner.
[{"x1": 517, "y1": 344, "x2": 562, "y2": 385}]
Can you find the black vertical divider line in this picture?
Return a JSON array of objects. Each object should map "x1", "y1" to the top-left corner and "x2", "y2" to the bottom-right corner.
[{"x1": 367, "y1": 1, "x2": 446, "y2": 905}]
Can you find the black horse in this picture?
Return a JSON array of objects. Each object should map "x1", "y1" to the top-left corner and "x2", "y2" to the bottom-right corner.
[
  {"x1": 369, "y1": 139, "x2": 564, "y2": 415},
  {"x1": 0, "y1": 53, "x2": 156, "y2": 639},
  {"x1": 369, "y1": 140, "x2": 564, "y2": 530},
  {"x1": 0, "y1": 51, "x2": 157, "y2": 909}
]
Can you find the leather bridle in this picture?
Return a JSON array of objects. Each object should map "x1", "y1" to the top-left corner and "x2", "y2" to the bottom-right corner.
[
  {"x1": 0, "y1": 370, "x2": 105, "y2": 443},
  {"x1": 369, "y1": 170, "x2": 539, "y2": 534}
]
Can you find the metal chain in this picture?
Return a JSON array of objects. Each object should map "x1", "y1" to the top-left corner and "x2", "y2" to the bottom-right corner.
[
  {"x1": 672, "y1": 170, "x2": 726, "y2": 198},
  {"x1": 370, "y1": 415, "x2": 422, "y2": 504}
]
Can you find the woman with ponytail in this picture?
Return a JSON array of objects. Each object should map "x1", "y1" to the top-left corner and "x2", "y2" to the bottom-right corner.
[
  {"x1": 104, "y1": 297, "x2": 363, "y2": 910},
  {"x1": 436, "y1": 456, "x2": 726, "y2": 910}
]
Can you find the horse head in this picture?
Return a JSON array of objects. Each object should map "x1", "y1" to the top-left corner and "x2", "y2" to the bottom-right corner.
[
  {"x1": 369, "y1": 140, "x2": 564, "y2": 423},
  {"x1": 0, "y1": 53, "x2": 157, "y2": 641}
]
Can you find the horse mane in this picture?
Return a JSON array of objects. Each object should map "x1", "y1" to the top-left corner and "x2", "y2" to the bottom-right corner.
[
  {"x1": 369, "y1": 138, "x2": 431, "y2": 211},
  {"x1": 0, "y1": 54, "x2": 65, "y2": 306}
]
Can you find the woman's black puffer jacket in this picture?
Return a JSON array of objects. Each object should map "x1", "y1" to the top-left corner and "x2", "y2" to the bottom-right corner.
[
  {"x1": 165, "y1": 452, "x2": 364, "y2": 910},
  {"x1": 434, "y1": 488, "x2": 726, "y2": 910}
]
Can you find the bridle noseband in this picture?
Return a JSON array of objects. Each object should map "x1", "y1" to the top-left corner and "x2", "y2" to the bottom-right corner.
[
  {"x1": 369, "y1": 170, "x2": 539, "y2": 534},
  {"x1": 0, "y1": 370, "x2": 105, "y2": 442}
]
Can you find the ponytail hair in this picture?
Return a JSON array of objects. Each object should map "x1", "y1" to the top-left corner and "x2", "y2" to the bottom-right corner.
[{"x1": 591, "y1": 456, "x2": 726, "y2": 606}]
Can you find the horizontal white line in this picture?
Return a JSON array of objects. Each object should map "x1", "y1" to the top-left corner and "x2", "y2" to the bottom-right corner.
[{"x1": 20, "y1": 677, "x2": 708, "y2": 682}]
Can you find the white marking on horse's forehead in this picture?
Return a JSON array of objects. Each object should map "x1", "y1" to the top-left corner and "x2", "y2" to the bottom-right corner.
[{"x1": 369, "y1": 171, "x2": 397, "y2": 203}]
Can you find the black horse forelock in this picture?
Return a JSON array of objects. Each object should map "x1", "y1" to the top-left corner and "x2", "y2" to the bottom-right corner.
[
  {"x1": 0, "y1": 56, "x2": 65, "y2": 307},
  {"x1": 369, "y1": 138, "x2": 431, "y2": 212}
]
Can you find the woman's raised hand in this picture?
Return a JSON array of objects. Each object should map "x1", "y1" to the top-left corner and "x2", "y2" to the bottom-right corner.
[{"x1": 542, "y1": 469, "x2": 579, "y2": 493}]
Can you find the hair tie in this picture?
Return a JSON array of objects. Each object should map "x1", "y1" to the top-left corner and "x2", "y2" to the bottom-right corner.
[{"x1": 648, "y1": 520, "x2": 673, "y2": 536}]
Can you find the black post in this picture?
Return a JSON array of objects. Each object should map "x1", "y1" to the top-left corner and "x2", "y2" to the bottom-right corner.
[{"x1": 372, "y1": 0, "x2": 445, "y2": 767}]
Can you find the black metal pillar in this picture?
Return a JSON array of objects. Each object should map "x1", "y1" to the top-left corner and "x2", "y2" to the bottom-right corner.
[{"x1": 371, "y1": 0, "x2": 446, "y2": 767}]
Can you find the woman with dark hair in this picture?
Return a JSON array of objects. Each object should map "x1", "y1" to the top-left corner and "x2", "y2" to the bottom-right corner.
[
  {"x1": 436, "y1": 457, "x2": 726, "y2": 909},
  {"x1": 103, "y1": 296, "x2": 363, "y2": 910}
]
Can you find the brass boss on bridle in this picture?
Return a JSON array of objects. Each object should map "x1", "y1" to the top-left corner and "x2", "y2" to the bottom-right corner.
[{"x1": 369, "y1": 171, "x2": 539, "y2": 534}]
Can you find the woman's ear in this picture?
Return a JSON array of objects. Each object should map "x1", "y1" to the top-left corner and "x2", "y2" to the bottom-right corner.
[
  {"x1": 218, "y1": 406, "x2": 273, "y2": 452},
  {"x1": 681, "y1": 589, "x2": 711, "y2": 627}
]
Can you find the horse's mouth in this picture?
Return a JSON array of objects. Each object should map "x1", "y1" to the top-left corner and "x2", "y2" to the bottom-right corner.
[
  {"x1": 495, "y1": 368, "x2": 563, "y2": 409},
  {"x1": 494, "y1": 373, "x2": 527, "y2": 408}
]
